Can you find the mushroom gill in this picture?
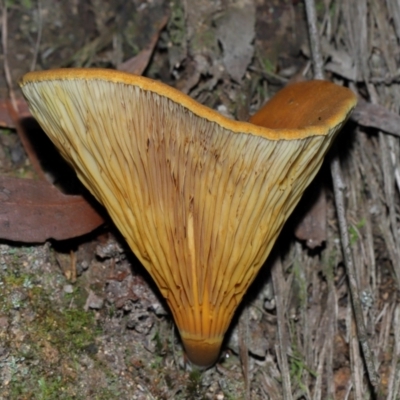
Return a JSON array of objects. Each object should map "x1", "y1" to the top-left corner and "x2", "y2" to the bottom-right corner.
[{"x1": 20, "y1": 69, "x2": 357, "y2": 367}]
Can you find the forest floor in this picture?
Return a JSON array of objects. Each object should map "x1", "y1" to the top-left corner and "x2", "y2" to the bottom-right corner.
[{"x1": 0, "y1": 0, "x2": 400, "y2": 399}]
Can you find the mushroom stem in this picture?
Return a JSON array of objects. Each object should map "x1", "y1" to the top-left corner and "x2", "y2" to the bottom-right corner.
[{"x1": 181, "y1": 334, "x2": 223, "y2": 368}]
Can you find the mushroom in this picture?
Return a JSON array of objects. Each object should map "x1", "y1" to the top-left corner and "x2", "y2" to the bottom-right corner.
[{"x1": 20, "y1": 69, "x2": 356, "y2": 367}]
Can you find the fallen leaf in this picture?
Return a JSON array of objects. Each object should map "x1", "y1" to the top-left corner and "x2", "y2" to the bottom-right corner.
[
  {"x1": 294, "y1": 182, "x2": 327, "y2": 249},
  {"x1": 118, "y1": 14, "x2": 169, "y2": 75},
  {"x1": 0, "y1": 98, "x2": 30, "y2": 128},
  {"x1": 351, "y1": 98, "x2": 400, "y2": 137},
  {"x1": 322, "y1": 39, "x2": 359, "y2": 82},
  {"x1": 0, "y1": 176, "x2": 104, "y2": 242},
  {"x1": 217, "y1": 2, "x2": 255, "y2": 82}
]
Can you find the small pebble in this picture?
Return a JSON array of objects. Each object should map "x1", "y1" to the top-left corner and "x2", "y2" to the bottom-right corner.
[
  {"x1": 63, "y1": 284, "x2": 74, "y2": 294},
  {"x1": 85, "y1": 290, "x2": 104, "y2": 310}
]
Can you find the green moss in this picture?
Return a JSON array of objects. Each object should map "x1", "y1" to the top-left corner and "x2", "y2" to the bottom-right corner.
[
  {"x1": 261, "y1": 57, "x2": 276, "y2": 74},
  {"x1": 0, "y1": 127, "x2": 14, "y2": 136},
  {"x1": 186, "y1": 369, "x2": 206, "y2": 399},
  {"x1": 37, "y1": 376, "x2": 69, "y2": 400},
  {"x1": 168, "y1": 0, "x2": 186, "y2": 48},
  {"x1": 191, "y1": 29, "x2": 217, "y2": 54},
  {"x1": 288, "y1": 344, "x2": 317, "y2": 393},
  {"x1": 150, "y1": 355, "x2": 164, "y2": 370},
  {"x1": 349, "y1": 218, "x2": 366, "y2": 246},
  {"x1": 0, "y1": 247, "x2": 105, "y2": 398},
  {"x1": 291, "y1": 260, "x2": 307, "y2": 308},
  {"x1": 153, "y1": 329, "x2": 163, "y2": 354},
  {"x1": 5, "y1": 0, "x2": 32, "y2": 8},
  {"x1": 35, "y1": 307, "x2": 98, "y2": 352}
]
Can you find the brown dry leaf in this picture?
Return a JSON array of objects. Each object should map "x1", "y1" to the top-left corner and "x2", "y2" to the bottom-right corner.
[
  {"x1": 178, "y1": 0, "x2": 221, "y2": 94},
  {"x1": 0, "y1": 98, "x2": 30, "y2": 128},
  {"x1": 216, "y1": 2, "x2": 255, "y2": 82},
  {"x1": 351, "y1": 99, "x2": 400, "y2": 137},
  {"x1": 294, "y1": 184, "x2": 327, "y2": 249},
  {"x1": 254, "y1": 1, "x2": 307, "y2": 78},
  {"x1": 0, "y1": 101, "x2": 104, "y2": 243},
  {"x1": 0, "y1": 176, "x2": 104, "y2": 242},
  {"x1": 118, "y1": 14, "x2": 169, "y2": 75},
  {"x1": 334, "y1": 367, "x2": 352, "y2": 398},
  {"x1": 322, "y1": 39, "x2": 359, "y2": 81}
]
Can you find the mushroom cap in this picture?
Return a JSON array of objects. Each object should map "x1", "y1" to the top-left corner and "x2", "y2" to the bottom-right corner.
[{"x1": 20, "y1": 69, "x2": 356, "y2": 367}]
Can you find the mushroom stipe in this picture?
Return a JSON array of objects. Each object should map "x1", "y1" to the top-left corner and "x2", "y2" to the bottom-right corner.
[{"x1": 20, "y1": 69, "x2": 357, "y2": 367}]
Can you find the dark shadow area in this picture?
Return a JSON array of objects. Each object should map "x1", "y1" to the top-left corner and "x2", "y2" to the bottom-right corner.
[{"x1": 20, "y1": 116, "x2": 86, "y2": 195}]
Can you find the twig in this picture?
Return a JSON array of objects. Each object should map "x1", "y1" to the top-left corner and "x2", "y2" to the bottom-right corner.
[
  {"x1": 366, "y1": 82, "x2": 400, "y2": 287},
  {"x1": 387, "y1": 304, "x2": 400, "y2": 400},
  {"x1": 323, "y1": 250, "x2": 338, "y2": 399},
  {"x1": 349, "y1": 316, "x2": 364, "y2": 400},
  {"x1": 239, "y1": 308, "x2": 250, "y2": 400},
  {"x1": 30, "y1": 0, "x2": 43, "y2": 71},
  {"x1": 1, "y1": 2, "x2": 17, "y2": 112},
  {"x1": 304, "y1": 0, "x2": 324, "y2": 79},
  {"x1": 330, "y1": 157, "x2": 380, "y2": 390},
  {"x1": 2, "y1": 1, "x2": 47, "y2": 180},
  {"x1": 379, "y1": 132, "x2": 400, "y2": 268},
  {"x1": 303, "y1": 0, "x2": 380, "y2": 393},
  {"x1": 271, "y1": 255, "x2": 293, "y2": 400},
  {"x1": 312, "y1": 340, "x2": 327, "y2": 400}
]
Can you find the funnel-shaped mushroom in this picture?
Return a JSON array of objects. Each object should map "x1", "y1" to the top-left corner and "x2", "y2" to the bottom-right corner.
[{"x1": 20, "y1": 69, "x2": 356, "y2": 367}]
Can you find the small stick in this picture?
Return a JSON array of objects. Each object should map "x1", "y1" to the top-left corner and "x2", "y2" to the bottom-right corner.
[
  {"x1": 271, "y1": 255, "x2": 293, "y2": 400},
  {"x1": 303, "y1": 0, "x2": 380, "y2": 393},
  {"x1": 30, "y1": 0, "x2": 43, "y2": 72},
  {"x1": 239, "y1": 308, "x2": 250, "y2": 399},
  {"x1": 304, "y1": 0, "x2": 324, "y2": 80},
  {"x1": 1, "y1": 2, "x2": 17, "y2": 111},
  {"x1": 331, "y1": 158, "x2": 380, "y2": 390},
  {"x1": 2, "y1": 2, "x2": 47, "y2": 181}
]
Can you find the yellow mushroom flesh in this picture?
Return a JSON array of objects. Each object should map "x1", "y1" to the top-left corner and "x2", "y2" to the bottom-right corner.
[{"x1": 20, "y1": 69, "x2": 356, "y2": 367}]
